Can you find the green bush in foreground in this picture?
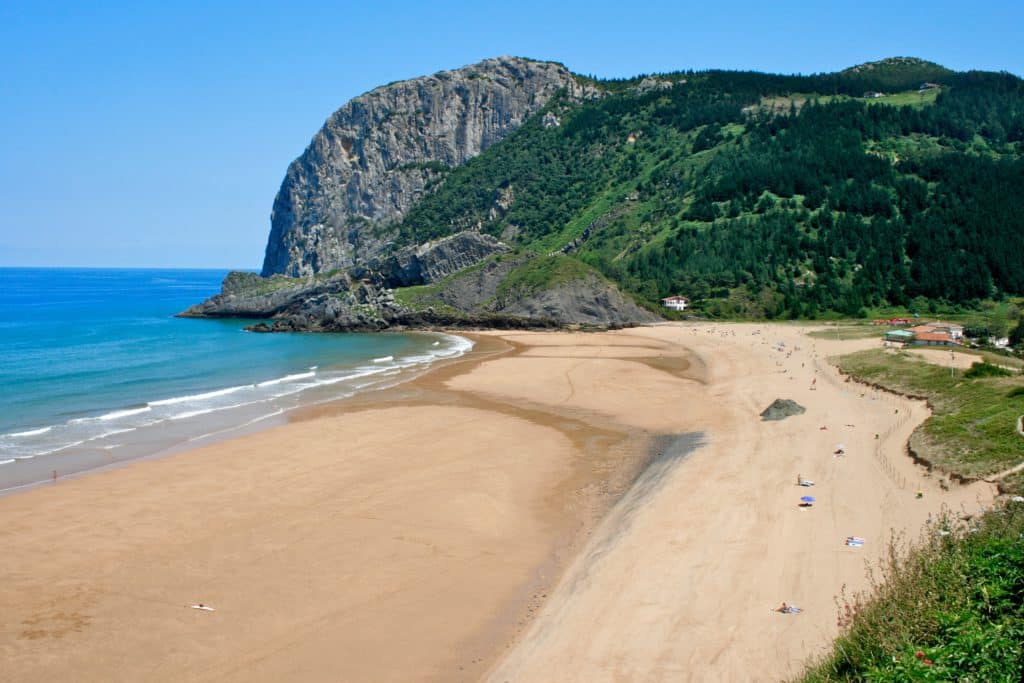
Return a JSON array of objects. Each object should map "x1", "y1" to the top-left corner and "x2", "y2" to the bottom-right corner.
[
  {"x1": 963, "y1": 360, "x2": 1015, "y2": 379},
  {"x1": 798, "y1": 503, "x2": 1024, "y2": 682}
]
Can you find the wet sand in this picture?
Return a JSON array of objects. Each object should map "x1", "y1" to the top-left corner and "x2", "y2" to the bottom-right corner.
[{"x1": 0, "y1": 333, "x2": 690, "y2": 681}]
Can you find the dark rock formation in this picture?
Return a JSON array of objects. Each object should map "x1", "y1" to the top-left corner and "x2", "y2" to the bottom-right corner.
[
  {"x1": 178, "y1": 271, "x2": 352, "y2": 319},
  {"x1": 262, "y1": 57, "x2": 589, "y2": 278},
  {"x1": 498, "y1": 275, "x2": 659, "y2": 326},
  {"x1": 760, "y1": 399, "x2": 807, "y2": 421},
  {"x1": 181, "y1": 57, "x2": 655, "y2": 334},
  {"x1": 367, "y1": 230, "x2": 508, "y2": 288}
]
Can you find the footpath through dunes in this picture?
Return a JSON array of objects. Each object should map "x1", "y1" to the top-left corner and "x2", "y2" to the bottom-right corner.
[{"x1": 486, "y1": 324, "x2": 997, "y2": 683}]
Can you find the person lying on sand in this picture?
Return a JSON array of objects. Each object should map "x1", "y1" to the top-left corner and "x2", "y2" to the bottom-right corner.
[
  {"x1": 189, "y1": 604, "x2": 215, "y2": 612},
  {"x1": 776, "y1": 602, "x2": 802, "y2": 614}
]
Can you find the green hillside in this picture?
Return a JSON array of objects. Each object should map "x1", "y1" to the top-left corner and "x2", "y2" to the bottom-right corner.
[{"x1": 392, "y1": 59, "x2": 1024, "y2": 319}]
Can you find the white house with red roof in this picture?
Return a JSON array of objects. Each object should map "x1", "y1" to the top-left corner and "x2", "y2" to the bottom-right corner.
[{"x1": 661, "y1": 295, "x2": 689, "y2": 311}]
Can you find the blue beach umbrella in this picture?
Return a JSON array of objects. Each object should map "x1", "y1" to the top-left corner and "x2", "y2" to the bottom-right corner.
[{"x1": 800, "y1": 496, "x2": 816, "y2": 503}]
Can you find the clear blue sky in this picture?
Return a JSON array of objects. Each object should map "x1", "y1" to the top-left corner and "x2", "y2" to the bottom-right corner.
[{"x1": 2, "y1": 1, "x2": 1021, "y2": 268}]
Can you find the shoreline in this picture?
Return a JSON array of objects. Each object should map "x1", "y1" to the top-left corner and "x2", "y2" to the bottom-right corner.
[
  {"x1": 0, "y1": 331, "x2": 473, "y2": 498},
  {"x1": 0, "y1": 324, "x2": 998, "y2": 681},
  {"x1": 1, "y1": 327, "x2": 697, "y2": 681}
]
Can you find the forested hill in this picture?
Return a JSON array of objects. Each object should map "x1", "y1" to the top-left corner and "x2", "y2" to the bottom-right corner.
[{"x1": 392, "y1": 57, "x2": 1024, "y2": 318}]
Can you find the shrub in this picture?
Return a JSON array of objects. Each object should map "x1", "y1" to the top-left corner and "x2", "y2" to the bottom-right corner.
[{"x1": 963, "y1": 360, "x2": 1013, "y2": 378}]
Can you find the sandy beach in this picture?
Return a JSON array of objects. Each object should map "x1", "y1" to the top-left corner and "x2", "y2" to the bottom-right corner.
[{"x1": 0, "y1": 324, "x2": 997, "y2": 681}]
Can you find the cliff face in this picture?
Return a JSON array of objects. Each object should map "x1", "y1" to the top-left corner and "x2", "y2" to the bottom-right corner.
[{"x1": 262, "y1": 57, "x2": 583, "y2": 277}]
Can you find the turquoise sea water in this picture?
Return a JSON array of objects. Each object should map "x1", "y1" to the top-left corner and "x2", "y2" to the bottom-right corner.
[{"x1": 0, "y1": 268, "x2": 470, "y2": 491}]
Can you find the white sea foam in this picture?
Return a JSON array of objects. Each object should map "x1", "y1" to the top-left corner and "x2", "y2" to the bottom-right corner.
[
  {"x1": 170, "y1": 406, "x2": 237, "y2": 421},
  {"x1": 257, "y1": 371, "x2": 315, "y2": 387},
  {"x1": 35, "y1": 440, "x2": 86, "y2": 457},
  {"x1": 99, "y1": 406, "x2": 151, "y2": 421},
  {"x1": 1, "y1": 333, "x2": 475, "y2": 477},
  {"x1": 148, "y1": 384, "x2": 254, "y2": 407},
  {"x1": 186, "y1": 408, "x2": 286, "y2": 443},
  {"x1": 0, "y1": 459, "x2": 15, "y2": 466},
  {"x1": 8, "y1": 426, "x2": 52, "y2": 437},
  {"x1": 313, "y1": 366, "x2": 390, "y2": 386},
  {"x1": 89, "y1": 427, "x2": 136, "y2": 440}
]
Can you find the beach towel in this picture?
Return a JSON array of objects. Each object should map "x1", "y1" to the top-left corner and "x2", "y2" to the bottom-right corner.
[{"x1": 799, "y1": 480, "x2": 815, "y2": 486}]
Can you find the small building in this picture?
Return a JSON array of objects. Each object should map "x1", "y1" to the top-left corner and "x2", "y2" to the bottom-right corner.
[
  {"x1": 909, "y1": 322, "x2": 964, "y2": 342},
  {"x1": 884, "y1": 329, "x2": 915, "y2": 344},
  {"x1": 661, "y1": 295, "x2": 689, "y2": 311},
  {"x1": 863, "y1": 91, "x2": 885, "y2": 98},
  {"x1": 911, "y1": 331, "x2": 960, "y2": 347},
  {"x1": 931, "y1": 323, "x2": 964, "y2": 341}
]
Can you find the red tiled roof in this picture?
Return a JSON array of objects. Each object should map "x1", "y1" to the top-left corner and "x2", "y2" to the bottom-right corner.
[{"x1": 914, "y1": 332, "x2": 958, "y2": 343}]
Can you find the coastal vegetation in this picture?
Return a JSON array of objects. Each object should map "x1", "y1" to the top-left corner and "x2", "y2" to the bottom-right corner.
[
  {"x1": 837, "y1": 348, "x2": 1024, "y2": 491},
  {"x1": 392, "y1": 58, "x2": 1024, "y2": 319},
  {"x1": 798, "y1": 502, "x2": 1024, "y2": 682},
  {"x1": 799, "y1": 344, "x2": 1024, "y2": 680}
]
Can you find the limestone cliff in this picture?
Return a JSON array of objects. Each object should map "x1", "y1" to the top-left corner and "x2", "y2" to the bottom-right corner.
[{"x1": 262, "y1": 57, "x2": 584, "y2": 277}]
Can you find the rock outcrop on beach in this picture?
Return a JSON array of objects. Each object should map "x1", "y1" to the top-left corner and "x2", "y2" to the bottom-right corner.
[
  {"x1": 262, "y1": 57, "x2": 587, "y2": 278},
  {"x1": 760, "y1": 399, "x2": 807, "y2": 421}
]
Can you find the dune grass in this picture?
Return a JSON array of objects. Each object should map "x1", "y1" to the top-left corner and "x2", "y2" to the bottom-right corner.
[
  {"x1": 807, "y1": 324, "x2": 884, "y2": 340},
  {"x1": 836, "y1": 349, "x2": 1024, "y2": 488}
]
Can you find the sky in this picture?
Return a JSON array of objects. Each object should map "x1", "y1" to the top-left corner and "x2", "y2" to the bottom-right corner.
[{"x1": 2, "y1": 1, "x2": 1022, "y2": 269}]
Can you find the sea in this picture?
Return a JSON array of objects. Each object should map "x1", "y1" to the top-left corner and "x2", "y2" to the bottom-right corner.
[{"x1": 0, "y1": 267, "x2": 472, "y2": 493}]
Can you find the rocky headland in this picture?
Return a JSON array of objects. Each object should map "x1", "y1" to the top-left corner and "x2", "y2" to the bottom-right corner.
[{"x1": 182, "y1": 56, "x2": 656, "y2": 331}]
